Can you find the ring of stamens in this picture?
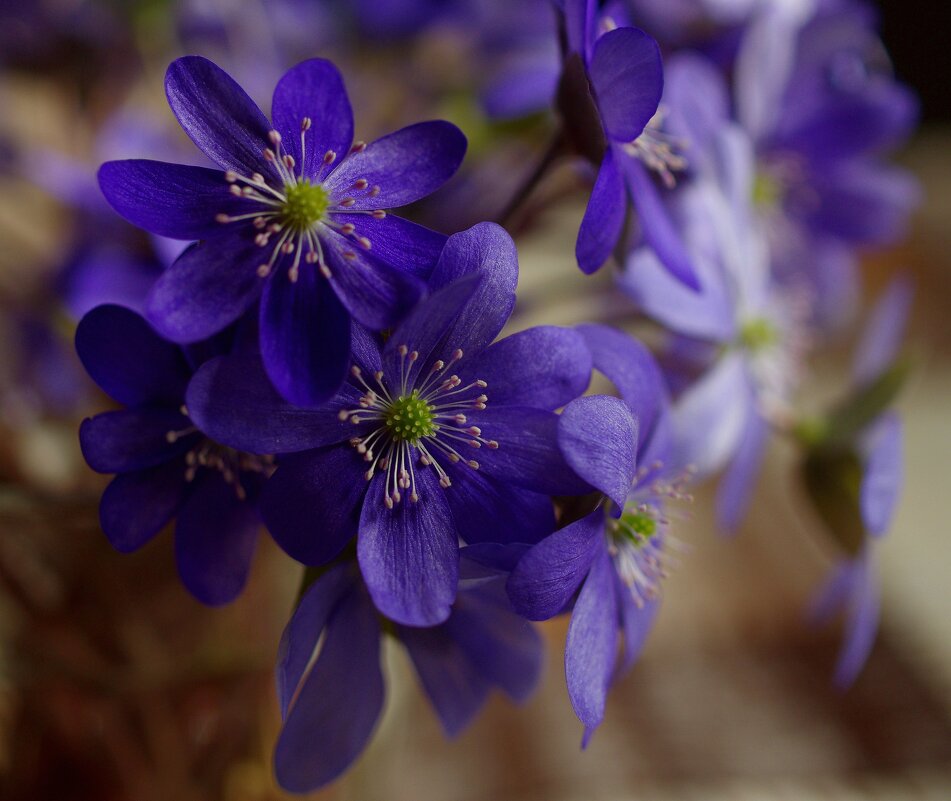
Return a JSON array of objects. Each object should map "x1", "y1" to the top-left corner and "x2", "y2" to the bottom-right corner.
[
  {"x1": 338, "y1": 345, "x2": 499, "y2": 509},
  {"x1": 214, "y1": 120, "x2": 386, "y2": 284}
]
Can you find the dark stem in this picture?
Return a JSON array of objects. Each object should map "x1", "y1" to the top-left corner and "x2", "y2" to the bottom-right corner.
[{"x1": 496, "y1": 130, "x2": 568, "y2": 228}]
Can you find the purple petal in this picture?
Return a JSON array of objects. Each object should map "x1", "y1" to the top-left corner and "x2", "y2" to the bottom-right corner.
[
  {"x1": 174, "y1": 473, "x2": 259, "y2": 605},
  {"x1": 358, "y1": 467, "x2": 458, "y2": 626},
  {"x1": 615, "y1": 577, "x2": 659, "y2": 672},
  {"x1": 186, "y1": 355, "x2": 358, "y2": 455},
  {"x1": 426, "y1": 222, "x2": 519, "y2": 357},
  {"x1": 322, "y1": 232, "x2": 424, "y2": 330},
  {"x1": 576, "y1": 150, "x2": 625, "y2": 274},
  {"x1": 274, "y1": 585, "x2": 383, "y2": 793},
  {"x1": 565, "y1": 0, "x2": 597, "y2": 57},
  {"x1": 860, "y1": 413, "x2": 902, "y2": 537},
  {"x1": 621, "y1": 156, "x2": 700, "y2": 290},
  {"x1": 259, "y1": 265, "x2": 351, "y2": 407},
  {"x1": 852, "y1": 276, "x2": 913, "y2": 387},
  {"x1": 461, "y1": 326, "x2": 592, "y2": 411},
  {"x1": 99, "y1": 461, "x2": 187, "y2": 552},
  {"x1": 63, "y1": 250, "x2": 162, "y2": 319},
  {"x1": 483, "y1": 58, "x2": 559, "y2": 119},
  {"x1": 80, "y1": 409, "x2": 196, "y2": 473},
  {"x1": 276, "y1": 563, "x2": 355, "y2": 717},
  {"x1": 565, "y1": 547, "x2": 618, "y2": 734},
  {"x1": 664, "y1": 53, "x2": 730, "y2": 172},
  {"x1": 834, "y1": 553, "x2": 880, "y2": 688},
  {"x1": 400, "y1": 624, "x2": 489, "y2": 737},
  {"x1": 576, "y1": 323, "x2": 667, "y2": 442},
  {"x1": 507, "y1": 510, "x2": 605, "y2": 620},
  {"x1": 271, "y1": 59, "x2": 353, "y2": 183},
  {"x1": 75, "y1": 304, "x2": 190, "y2": 407},
  {"x1": 146, "y1": 235, "x2": 263, "y2": 344},
  {"x1": 97, "y1": 160, "x2": 242, "y2": 240},
  {"x1": 450, "y1": 583, "x2": 544, "y2": 703},
  {"x1": 261, "y1": 448, "x2": 366, "y2": 566},
  {"x1": 559, "y1": 396, "x2": 638, "y2": 510},
  {"x1": 333, "y1": 213, "x2": 446, "y2": 279},
  {"x1": 589, "y1": 27, "x2": 662, "y2": 143},
  {"x1": 671, "y1": 354, "x2": 751, "y2": 477},
  {"x1": 323, "y1": 121, "x2": 467, "y2": 211},
  {"x1": 443, "y1": 467, "x2": 555, "y2": 546},
  {"x1": 715, "y1": 406, "x2": 769, "y2": 534},
  {"x1": 467, "y1": 406, "x2": 590, "y2": 496},
  {"x1": 381, "y1": 271, "x2": 482, "y2": 383},
  {"x1": 165, "y1": 56, "x2": 271, "y2": 176}
]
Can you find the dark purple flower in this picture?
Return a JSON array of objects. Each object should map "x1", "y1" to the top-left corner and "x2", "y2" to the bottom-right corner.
[
  {"x1": 508, "y1": 324, "x2": 688, "y2": 742},
  {"x1": 808, "y1": 276, "x2": 910, "y2": 686},
  {"x1": 76, "y1": 304, "x2": 271, "y2": 605},
  {"x1": 186, "y1": 223, "x2": 591, "y2": 625},
  {"x1": 98, "y1": 56, "x2": 467, "y2": 407},
  {"x1": 274, "y1": 552, "x2": 542, "y2": 792}
]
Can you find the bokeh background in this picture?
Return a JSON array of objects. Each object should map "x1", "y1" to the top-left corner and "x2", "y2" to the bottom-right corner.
[{"x1": 0, "y1": 1, "x2": 948, "y2": 799}]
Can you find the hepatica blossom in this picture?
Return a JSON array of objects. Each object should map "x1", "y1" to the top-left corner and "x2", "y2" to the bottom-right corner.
[
  {"x1": 509, "y1": 324, "x2": 690, "y2": 741},
  {"x1": 186, "y1": 224, "x2": 592, "y2": 626},
  {"x1": 76, "y1": 305, "x2": 271, "y2": 605},
  {"x1": 274, "y1": 553, "x2": 542, "y2": 792},
  {"x1": 98, "y1": 56, "x2": 466, "y2": 406}
]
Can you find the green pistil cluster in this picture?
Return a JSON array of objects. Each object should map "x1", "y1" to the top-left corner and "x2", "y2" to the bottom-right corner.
[
  {"x1": 739, "y1": 317, "x2": 778, "y2": 351},
  {"x1": 752, "y1": 170, "x2": 782, "y2": 209},
  {"x1": 612, "y1": 510, "x2": 657, "y2": 548},
  {"x1": 282, "y1": 180, "x2": 330, "y2": 232},
  {"x1": 386, "y1": 391, "x2": 437, "y2": 444}
]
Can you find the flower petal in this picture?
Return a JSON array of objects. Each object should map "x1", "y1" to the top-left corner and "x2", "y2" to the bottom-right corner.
[
  {"x1": 323, "y1": 121, "x2": 466, "y2": 210},
  {"x1": 852, "y1": 276, "x2": 913, "y2": 388},
  {"x1": 565, "y1": 547, "x2": 618, "y2": 735},
  {"x1": 558, "y1": 395, "x2": 638, "y2": 510},
  {"x1": 99, "y1": 460, "x2": 187, "y2": 552},
  {"x1": 615, "y1": 575, "x2": 659, "y2": 672},
  {"x1": 461, "y1": 326, "x2": 592, "y2": 411},
  {"x1": 259, "y1": 265, "x2": 351, "y2": 407},
  {"x1": 261, "y1": 448, "x2": 366, "y2": 566},
  {"x1": 333, "y1": 212, "x2": 447, "y2": 279},
  {"x1": 589, "y1": 26, "x2": 663, "y2": 143},
  {"x1": 467, "y1": 406, "x2": 590, "y2": 496},
  {"x1": 186, "y1": 354, "x2": 358, "y2": 455},
  {"x1": 621, "y1": 156, "x2": 701, "y2": 290},
  {"x1": 97, "y1": 160, "x2": 242, "y2": 240},
  {"x1": 80, "y1": 409, "x2": 196, "y2": 473},
  {"x1": 322, "y1": 231, "x2": 425, "y2": 330},
  {"x1": 507, "y1": 510, "x2": 605, "y2": 620},
  {"x1": 576, "y1": 323, "x2": 667, "y2": 442},
  {"x1": 146, "y1": 235, "x2": 263, "y2": 344},
  {"x1": 165, "y1": 56, "x2": 271, "y2": 176},
  {"x1": 274, "y1": 585, "x2": 383, "y2": 793},
  {"x1": 174, "y1": 472, "x2": 259, "y2": 605},
  {"x1": 271, "y1": 59, "x2": 353, "y2": 182},
  {"x1": 715, "y1": 406, "x2": 769, "y2": 534},
  {"x1": 76, "y1": 304, "x2": 191, "y2": 408},
  {"x1": 358, "y1": 467, "x2": 458, "y2": 626},
  {"x1": 443, "y1": 466, "x2": 555, "y2": 546},
  {"x1": 426, "y1": 222, "x2": 519, "y2": 357},
  {"x1": 576, "y1": 149, "x2": 626, "y2": 274},
  {"x1": 860, "y1": 412, "x2": 902, "y2": 537},
  {"x1": 276, "y1": 563, "x2": 355, "y2": 717}
]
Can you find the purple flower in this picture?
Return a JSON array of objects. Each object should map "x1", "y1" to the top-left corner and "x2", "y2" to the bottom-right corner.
[
  {"x1": 274, "y1": 552, "x2": 542, "y2": 792},
  {"x1": 807, "y1": 276, "x2": 911, "y2": 686},
  {"x1": 185, "y1": 223, "x2": 592, "y2": 626},
  {"x1": 76, "y1": 304, "x2": 271, "y2": 605},
  {"x1": 98, "y1": 56, "x2": 467, "y2": 407},
  {"x1": 508, "y1": 324, "x2": 688, "y2": 742},
  {"x1": 621, "y1": 124, "x2": 810, "y2": 533}
]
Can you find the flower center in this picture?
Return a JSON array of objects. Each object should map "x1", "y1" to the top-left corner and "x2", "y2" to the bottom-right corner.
[
  {"x1": 385, "y1": 391, "x2": 437, "y2": 444},
  {"x1": 752, "y1": 170, "x2": 782, "y2": 209},
  {"x1": 614, "y1": 509, "x2": 657, "y2": 545},
  {"x1": 621, "y1": 109, "x2": 686, "y2": 189},
  {"x1": 739, "y1": 317, "x2": 778, "y2": 351},
  {"x1": 281, "y1": 179, "x2": 330, "y2": 232},
  {"x1": 338, "y1": 345, "x2": 497, "y2": 509}
]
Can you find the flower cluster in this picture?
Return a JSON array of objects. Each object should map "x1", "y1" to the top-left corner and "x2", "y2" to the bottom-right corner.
[{"x1": 58, "y1": 0, "x2": 918, "y2": 793}]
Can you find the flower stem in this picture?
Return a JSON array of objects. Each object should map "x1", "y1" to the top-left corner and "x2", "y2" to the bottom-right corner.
[{"x1": 497, "y1": 130, "x2": 568, "y2": 228}]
